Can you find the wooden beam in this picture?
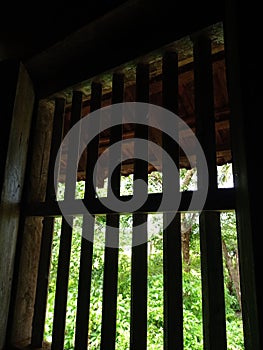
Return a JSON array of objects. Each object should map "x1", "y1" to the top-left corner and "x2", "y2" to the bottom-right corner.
[
  {"x1": 224, "y1": 0, "x2": 262, "y2": 347},
  {"x1": 8, "y1": 99, "x2": 55, "y2": 347},
  {"x1": 75, "y1": 82, "x2": 102, "y2": 349},
  {"x1": 100, "y1": 73, "x2": 124, "y2": 349},
  {"x1": 51, "y1": 92, "x2": 82, "y2": 349},
  {"x1": 31, "y1": 98, "x2": 65, "y2": 348},
  {"x1": 25, "y1": 0, "x2": 223, "y2": 98},
  {"x1": 193, "y1": 34, "x2": 227, "y2": 349},
  {"x1": 162, "y1": 51, "x2": 183, "y2": 349},
  {"x1": 130, "y1": 63, "x2": 149, "y2": 350},
  {"x1": 0, "y1": 61, "x2": 34, "y2": 349}
]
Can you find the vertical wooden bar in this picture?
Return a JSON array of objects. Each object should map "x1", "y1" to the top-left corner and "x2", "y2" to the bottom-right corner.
[
  {"x1": 75, "y1": 83, "x2": 102, "y2": 349},
  {"x1": 46, "y1": 98, "x2": 66, "y2": 201},
  {"x1": 100, "y1": 74, "x2": 124, "y2": 350},
  {"x1": 51, "y1": 218, "x2": 73, "y2": 350},
  {"x1": 31, "y1": 98, "x2": 65, "y2": 348},
  {"x1": 193, "y1": 34, "x2": 227, "y2": 350},
  {"x1": 193, "y1": 35, "x2": 217, "y2": 192},
  {"x1": 199, "y1": 211, "x2": 226, "y2": 345},
  {"x1": 162, "y1": 51, "x2": 183, "y2": 350},
  {"x1": 85, "y1": 82, "x2": 102, "y2": 200},
  {"x1": 51, "y1": 91, "x2": 83, "y2": 350},
  {"x1": 163, "y1": 215, "x2": 182, "y2": 347},
  {"x1": 224, "y1": 1, "x2": 262, "y2": 347},
  {"x1": 63, "y1": 91, "x2": 83, "y2": 201},
  {"x1": 130, "y1": 63, "x2": 149, "y2": 350},
  {"x1": 74, "y1": 216, "x2": 95, "y2": 350}
]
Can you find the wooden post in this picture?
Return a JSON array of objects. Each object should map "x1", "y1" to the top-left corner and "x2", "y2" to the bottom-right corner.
[
  {"x1": 0, "y1": 60, "x2": 34, "y2": 349},
  {"x1": 9, "y1": 99, "x2": 55, "y2": 347},
  {"x1": 162, "y1": 51, "x2": 183, "y2": 350},
  {"x1": 31, "y1": 98, "x2": 65, "y2": 348},
  {"x1": 224, "y1": 0, "x2": 262, "y2": 348},
  {"x1": 100, "y1": 73, "x2": 124, "y2": 350},
  {"x1": 130, "y1": 63, "x2": 149, "y2": 350},
  {"x1": 75, "y1": 83, "x2": 102, "y2": 349},
  {"x1": 51, "y1": 91, "x2": 82, "y2": 350},
  {"x1": 193, "y1": 34, "x2": 227, "y2": 350}
]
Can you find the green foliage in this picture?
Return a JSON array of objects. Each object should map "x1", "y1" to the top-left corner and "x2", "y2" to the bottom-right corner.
[
  {"x1": 218, "y1": 163, "x2": 234, "y2": 188},
  {"x1": 44, "y1": 171, "x2": 244, "y2": 349}
]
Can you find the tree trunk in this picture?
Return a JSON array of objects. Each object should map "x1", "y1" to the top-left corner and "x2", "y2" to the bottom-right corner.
[
  {"x1": 222, "y1": 238, "x2": 242, "y2": 310},
  {"x1": 180, "y1": 169, "x2": 197, "y2": 272},
  {"x1": 181, "y1": 222, "x2": 191, "y2": 272}
]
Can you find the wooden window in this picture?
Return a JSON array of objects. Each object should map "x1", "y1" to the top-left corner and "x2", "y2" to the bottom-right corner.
[{"x1": 9, "y1": 22, "x2": 251, "y2": 350}]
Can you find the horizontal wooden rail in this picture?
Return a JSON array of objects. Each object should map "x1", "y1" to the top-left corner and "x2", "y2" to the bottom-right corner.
[{"x1": 24, "y1": 188, "x2": 235, "y2": 217}]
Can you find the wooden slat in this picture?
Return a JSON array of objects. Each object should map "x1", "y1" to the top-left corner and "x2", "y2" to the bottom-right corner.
[
  {"x1": 46, "y1": 98, "x2": 66, "y2": 200},
  {"x1": 163, "y1": 214, "x2": 182, "y2": 348},
  {"x1": 193, "y1": 34, "x2": 227, "y2": 350},
  {"x1": 51, "y1": 218, "x2": 73, "y2": 350},
  {"x1": 74, "y1": 217, "x2": 95, "y2": 350},
  {"x1": 31, "y1": 98, "x2": 65, "y2": 347},
  {"x1": 130, "y1": 214, "x2": 148, "y2": 350},
  {"x1": 162, "y1": 51, "x2": 179, "y2": 114},
  {"x1": 31, "y1": 217, "x2": 55, "y2": 347},
  {"x1": 84, "y1": 82, "x2": 102, "y2": 200},
  {"x1": 100, "y1": 217, "x2": 119, "y2": 349},
  {"x1": 130, "y1": 63, "x2": 149, "y2": 350},
  {"x1": 74, "y1": 82, "x2": 102, "y2": 349},
  {"x1": 63, "y1": 91, "x2": 83, "y2": 201},
  {"x1": 100, "y1": 73, "x2": 124, "y2": 349},
  {"x1": 199, "y1": 211, "x2": 227, "y2": 348},
  {"x1": 112, "y1": 72, "x2": 124, "y2": 106},
  {"x1": 51, "y1": 91, "x2": 83, "y2": 349},
  {"x1": 162, "y1": 51, "x2": 183, "y2": 349},
  {"x1": 193, "y1": 35, "x2": 217, "y2": 191},
  {"x1": 224, "y1": 3, "x2": 261, "y2": 347}
]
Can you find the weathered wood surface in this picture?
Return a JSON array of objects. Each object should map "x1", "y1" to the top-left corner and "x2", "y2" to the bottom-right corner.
[
  {"x1": 0, "y1": 61, "x2": 35, "y2": 349},
  {"x1": 10, "y1": 100, "x2": 54, "y2": 348},
  {"x1": 30, "y1": 99, "x2": 64, "y2": 348}
]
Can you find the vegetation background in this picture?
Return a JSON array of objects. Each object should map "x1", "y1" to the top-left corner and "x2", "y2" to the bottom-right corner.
[{"x1": 44, "y1": 164, "x2": 244, "y2": 349}]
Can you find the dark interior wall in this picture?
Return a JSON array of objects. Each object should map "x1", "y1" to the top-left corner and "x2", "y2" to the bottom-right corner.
[
  {"x1": 0, "y1": 1, "x2": 129, "y2": 61},
  {"x1": 25, "y1": 0, "x2": 224, "y2": 98},
  {"x1": 0, "y1": 61, "x2": 20, "y2": 195},
  {"x1": 1, "y1": 1, "x2": 225, "y2": 98}
]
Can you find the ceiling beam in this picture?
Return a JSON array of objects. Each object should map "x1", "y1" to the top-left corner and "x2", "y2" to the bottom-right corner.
[{"x1": 25, "y1": 0, "x2": 224, "y2": 98}]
